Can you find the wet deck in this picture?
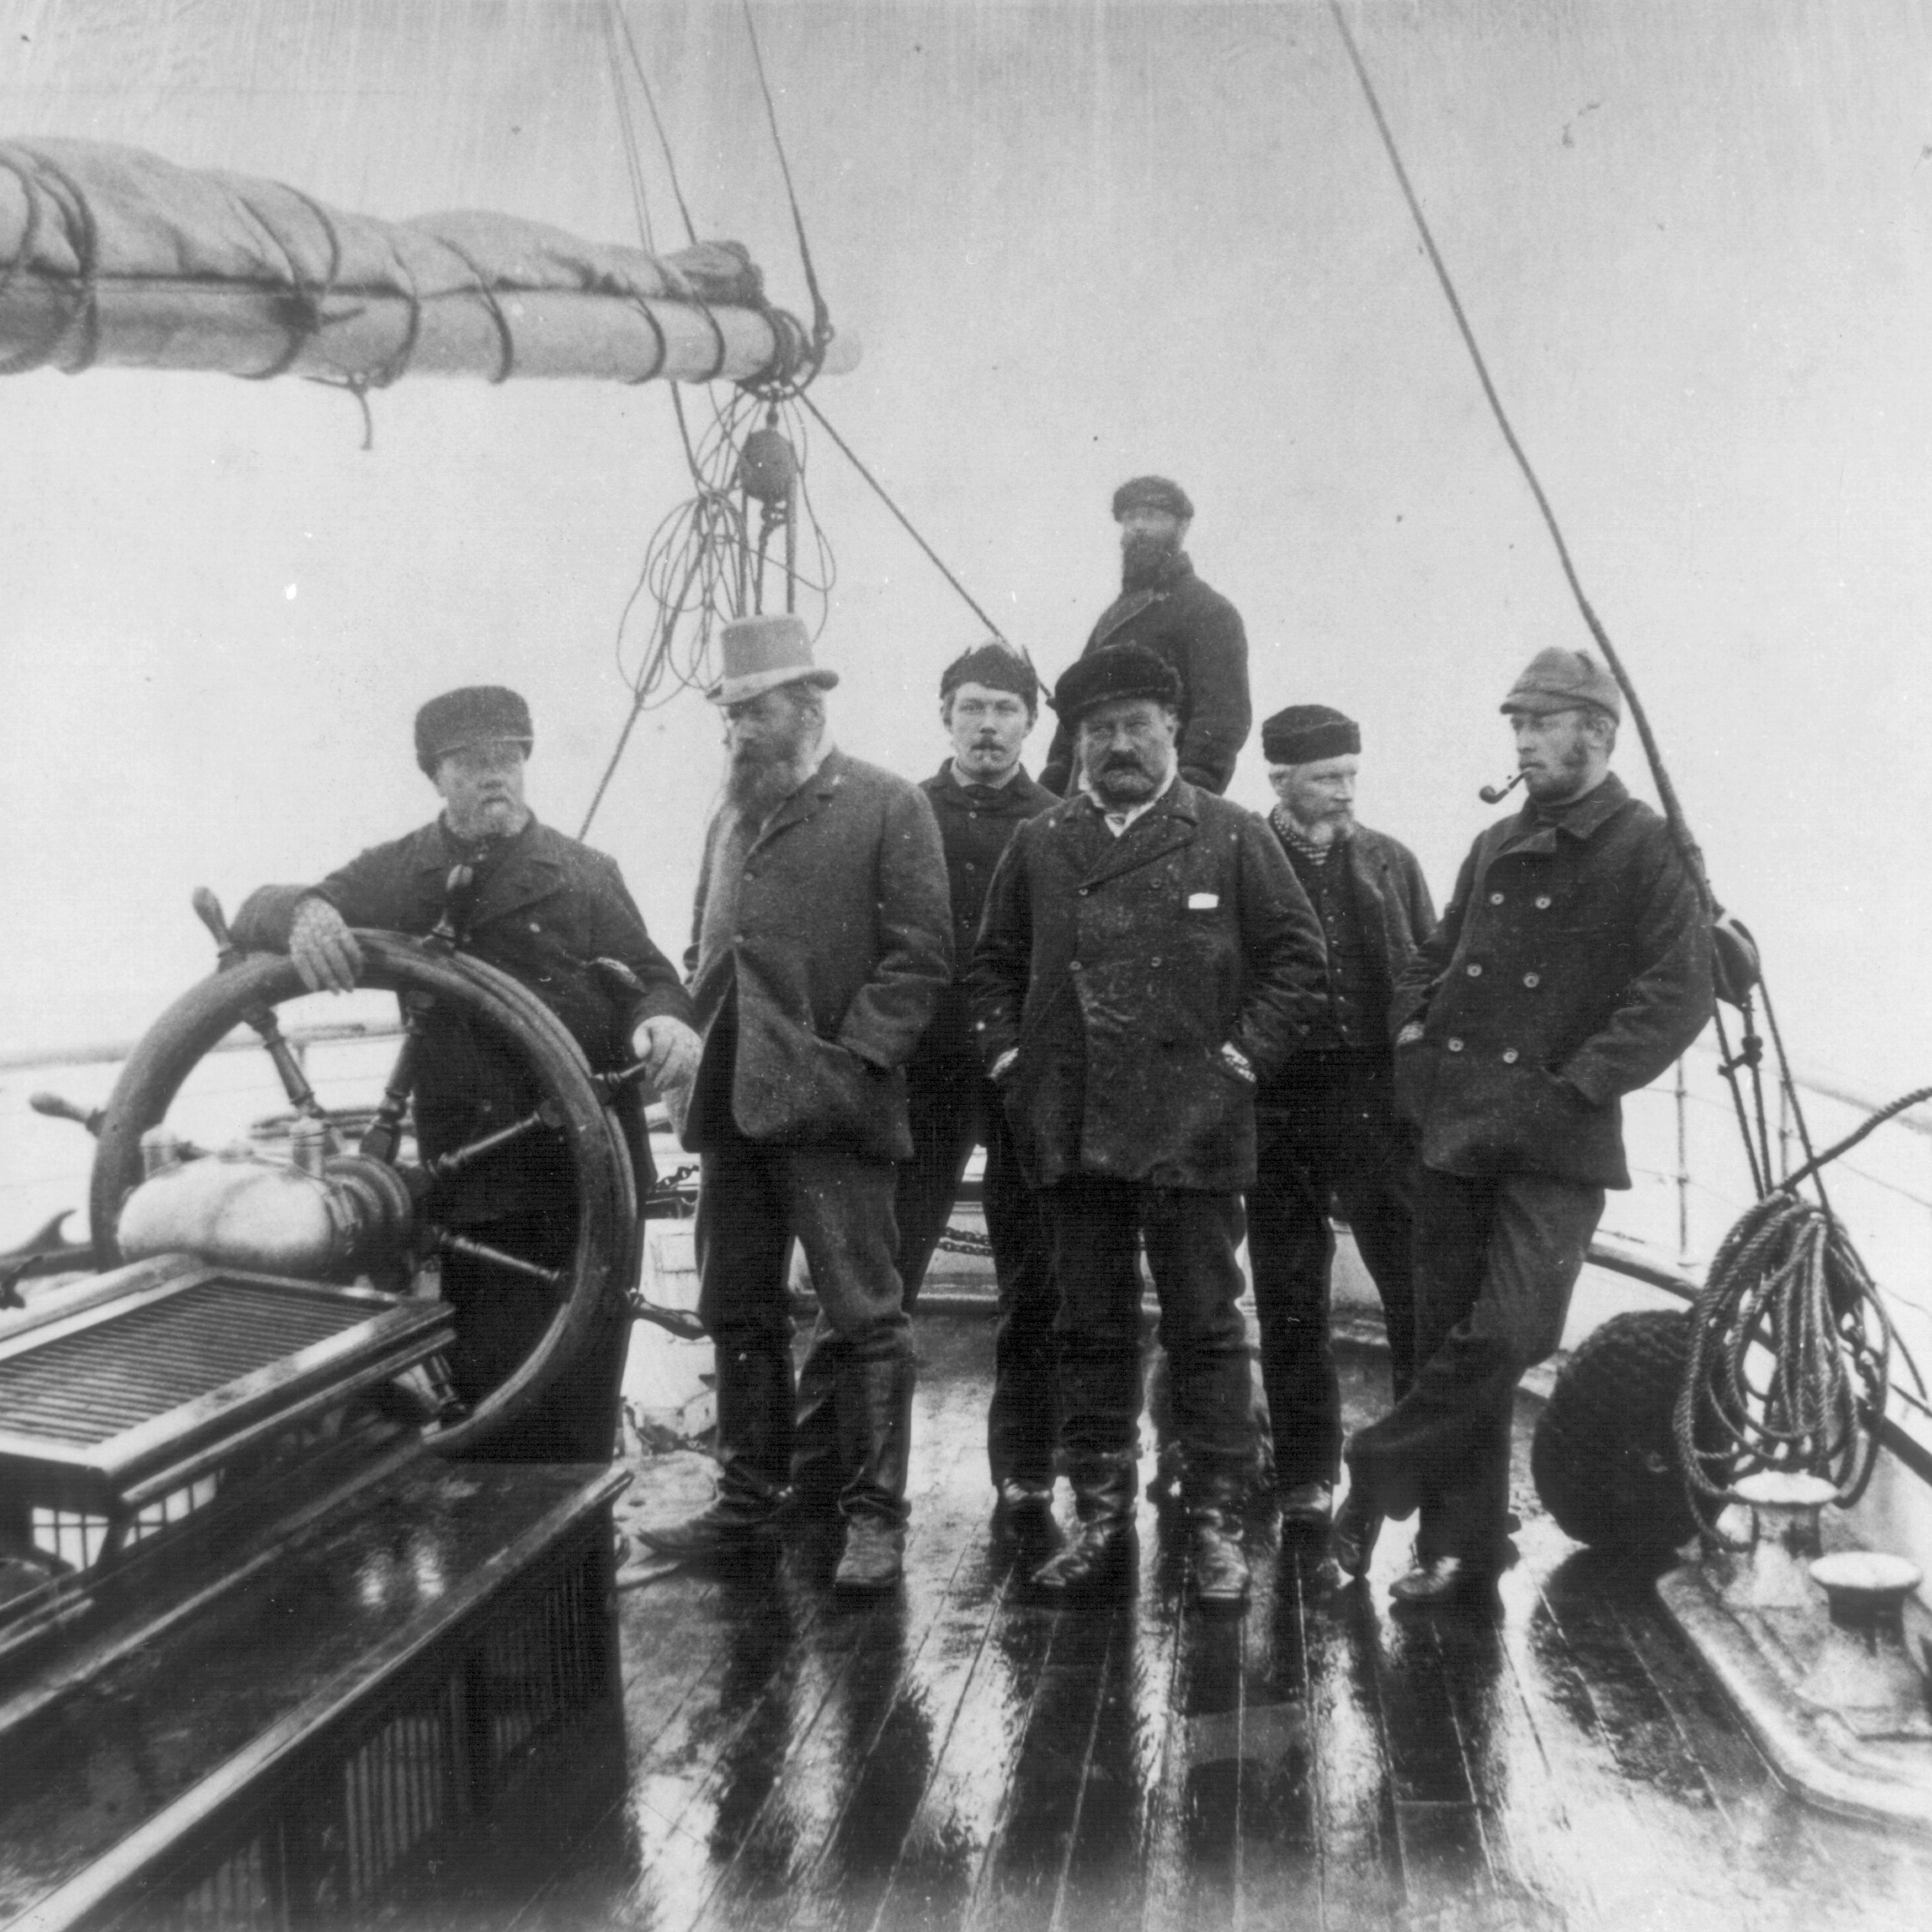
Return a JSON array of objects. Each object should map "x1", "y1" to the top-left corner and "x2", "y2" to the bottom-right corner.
[{"x1": 569, "y1": 1319, "x2": 1932, "y2": 1931}]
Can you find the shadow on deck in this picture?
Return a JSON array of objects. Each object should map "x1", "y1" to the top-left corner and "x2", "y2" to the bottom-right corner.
[{"x1": 565, "y1": 1322, "x2": 1932, "y2": 1931}]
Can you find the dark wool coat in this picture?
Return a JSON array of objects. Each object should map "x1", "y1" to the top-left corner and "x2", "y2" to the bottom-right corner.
[
  {"x1": 1039, "y1": 554, "x2": 1251, "y2": 797},
  {"x1": 912, "y1": 761, "x2": 1059, "y2": 1070},
  {"x1": 971, "y1": 781, "x2": 1329, "y2": 1192},
  {"x1": 1258, "y1": 821, "x2": 1435, "y2": 1098},
  {"x1": 1390, "y1": 774, "x2": 1714, "y2": 1189},
  {"x1": 684, "y1": 749, "x2": 952, "y2": 1163},
  {"x1": 233, "y1": 818, "x2": 690, "y2": 1216}
]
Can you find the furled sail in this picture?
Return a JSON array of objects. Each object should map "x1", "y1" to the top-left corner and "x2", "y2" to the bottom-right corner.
[{"x1": 0, "y1": 138, "x2": 848, "y2": 388}]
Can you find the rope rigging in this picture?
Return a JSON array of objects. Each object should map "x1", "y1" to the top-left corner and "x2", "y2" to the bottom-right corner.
[
  {"x1": 1326, "y1": 0, "x2": 1928, "y2": 1532},
  {"x1": 578, "y1": 0, "x2": 1005, "y2": 837}
]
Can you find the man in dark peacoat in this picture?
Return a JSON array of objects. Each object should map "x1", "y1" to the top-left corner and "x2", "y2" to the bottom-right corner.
[
  {"x1": 1334, "y1": 648, "x2": 1714, "y2": 1608},
  {"x1": 1039, "y1": 476, "x2": 1251, "y2": 798},
  {"x1": 1247, "y1": 704, "x2": 1436, "y2": 1528},
  {"x1": 639, "y1": 615, "x2": 952, "y2": 1595},
  {"x1": 232, "y1": 684, "x2": 696, "y2": 1464},
  {"x1": 973, "y1": 645, "x2": 1328, "y2": 1606}
]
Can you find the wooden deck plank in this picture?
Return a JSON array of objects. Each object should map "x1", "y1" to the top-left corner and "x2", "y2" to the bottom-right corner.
[{"x1": 599, "y1": 1319, "x2": 1932, "y2": 1932}]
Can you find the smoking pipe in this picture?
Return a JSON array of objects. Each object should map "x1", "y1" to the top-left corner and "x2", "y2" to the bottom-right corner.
[{"x1": 1478, "y1": 771, "x2": 1526, "y2": 805}]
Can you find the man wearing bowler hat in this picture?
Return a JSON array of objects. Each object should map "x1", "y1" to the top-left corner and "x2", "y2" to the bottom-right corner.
[
  {"x1": 1039, "y1": 476, "x2": 1252, "y2": 799},
  {"x1": 639, "y1": 614, "x2": 951, "y2": 1594},
  {"x1": 232, "y1": 684, "x2": 698, "y2": 1463},
  {"x1": 1332, "y1": 648, "x2": 1713, "y2": 1607},
  {"x1": 974, "y1": 643, "x2": 1326, "y2": 1607},
  {"x1": 1247, "y1": 703, "x2": 1435, "y2": 1528}
]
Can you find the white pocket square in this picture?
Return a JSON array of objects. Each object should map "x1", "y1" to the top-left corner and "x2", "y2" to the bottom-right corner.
[{"x1": 1187, "y1": 892, "x2": 1219, "y2": 910}]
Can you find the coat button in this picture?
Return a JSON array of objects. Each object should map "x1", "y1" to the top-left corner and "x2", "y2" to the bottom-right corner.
[
  {"x1": 1536, "y1": 895, "x2": 1552, "y2": 910},
  {"x1": 1489, "y1": 891, "x2": 1504, "y2": 905},
  {"x1": 1466, "y1": 962, "x2": 1483, "y2": 977},
  {"x1": 1502, "y1": 1048, "x2": 1519, "y2": 1064},
  {"x1": 1447, "y1": 1037, "x2": 1464, "y2": 1052},
  {"x1": 1070, "y1": 959, "x2": 1083, "y2": 971},
  {"x1": 1523, "y1": 972, "x2": 1541, "y2": 988}
]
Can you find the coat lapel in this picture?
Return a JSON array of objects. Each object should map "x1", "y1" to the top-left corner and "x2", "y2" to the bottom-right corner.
[
  {"x1": 750, "y1": 752, "x2": 845, "y2": 857},
  {"x1": 1088, "y1": 587, "x2": 1158, "y2": 649},
  {"x1": 1078, "y1": 785, "x2": 1200, "y2": 889}
]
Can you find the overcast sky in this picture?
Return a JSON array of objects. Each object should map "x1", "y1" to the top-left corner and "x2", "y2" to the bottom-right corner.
[{"x1": 2, "y1": 0, "x2": 1930, "y2": 1124}]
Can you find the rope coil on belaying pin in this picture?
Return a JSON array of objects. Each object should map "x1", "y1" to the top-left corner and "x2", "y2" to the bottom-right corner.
[{"x1": 1674, "y1": 1085, "x2": 1932, "y2": 1543}]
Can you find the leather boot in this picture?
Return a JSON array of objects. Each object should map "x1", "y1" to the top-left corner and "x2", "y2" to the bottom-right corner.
[
  {"x1": 1031, "y1": 1454, "x2": 1138, "y2": 1595},
  {"x1": 1185, "y1": 1464, "x2": 1250, "y2": 1608},
  {"x1": 834, "y1": 1514, "x2": 905, "y2": 1593},
  {"x1": 1188, "y1": 1511, "x2": 1251, "y2": 1608},
  {"x1": 832, "y1": 1343, "x2": 914, "y2": 1592},
  {"x1": 637, "y1": 1339, "x2": 792, "y2": 1558},
  {"x1": 789, "y1": 1320, "x2": 852, "y2": 1521}
]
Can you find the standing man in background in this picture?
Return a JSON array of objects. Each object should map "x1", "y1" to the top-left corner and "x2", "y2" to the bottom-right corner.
[
  {"x1": 1245, "y1": 703, "x2": 1435, "y2": 1528},
  {"x1": 1039, "y1": 476, "x2": 1251, "y2": 798},
  {"x1": 638, "y1": 615, "x2": 952, "y2": 1594},
  {"x1": 794, "y1": 641, "x2": 1061, "y2": 1547},
  {"x1": 1333, "y1": 649, "x2": 1713, "y2": 1607}
]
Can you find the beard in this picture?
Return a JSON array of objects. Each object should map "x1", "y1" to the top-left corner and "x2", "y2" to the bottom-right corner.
[
  {"x1": 1295, "y1": 807, "x2": 1353, "y2": 848},
  {"x1": 726, "y1": 720, "x2": 819, "y2": 819},
  {"x1": 1089, "y1": 749, "x2": 1165, "y2": 806},
  {"x1": 1120, "y1": 528, "x2": 1182, "y2": 591},
  {"x1": 1522, "y1": 740, "x2": 1593, "y2": 804}
]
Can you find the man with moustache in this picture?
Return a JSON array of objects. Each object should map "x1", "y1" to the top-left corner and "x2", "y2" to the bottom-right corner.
[
  {"x1": 1039, "y1": 477, "x2": 1251, "y2": 798},
  {"x1": 791, "y1": 640, "x2": 1062, "y2": 1540},
  {"x1": 638, "y1": 615, "x2": 951, "y2": 1593},
  {"x1": 974, "y1": 646, "x2": 1327, "y2": 1606},
  {"x1": 1247, "y1": 704, "x2": 1435, "y2": 1528},
  {"x1": 1332, "y1": 649, "x2": 1713, "y2": 1606},
  {"x1": 231, "y1": 684, "x2": 698, "y2": 1463}
]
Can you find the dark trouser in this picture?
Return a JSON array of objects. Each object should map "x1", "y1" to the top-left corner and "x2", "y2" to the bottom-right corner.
[
  {"x1": 889, "y1": 1057, "x2": 1059, "y2": 1487},
  {"x1": 441, "y1": 1206, "x2": 628, "y2": 1464},
  {"x1": 1046, "y1": 1175, "x2": 1254, "y2": 1504},
  {"x1": 1345, "y1": 1166, "x2": 1604, "y2": 1565},
  {"x1": 697, "y1": 1113, "x2": 915, "y2": 1525},
  {"x1": 1247, "y1": 1052, "x2": 1420, "y2": 1488}
]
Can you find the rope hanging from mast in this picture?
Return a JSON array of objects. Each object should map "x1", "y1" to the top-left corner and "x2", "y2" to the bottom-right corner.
[{"x1": 1324, "y1": 0, "x2": 1929, "y2": 1531}]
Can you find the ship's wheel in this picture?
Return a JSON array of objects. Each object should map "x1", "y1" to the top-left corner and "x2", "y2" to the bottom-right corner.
[{"x1": 87, "y1": 928, "x2": 639, "y2": 1458}]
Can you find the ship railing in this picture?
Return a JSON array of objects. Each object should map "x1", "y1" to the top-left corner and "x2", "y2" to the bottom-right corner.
[{"x1": 5, "y1": 1010, "x2": 1932, "y2": 1472}]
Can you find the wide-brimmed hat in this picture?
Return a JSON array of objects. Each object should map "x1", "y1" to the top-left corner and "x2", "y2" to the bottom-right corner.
[
  {"x1": 414, "y1": 685, "x2": 533, "y2": 775},
  {"x1": 1500, "y1": 646, "x2": 1622, "y2": 722},
  {"x1": 1261, "y1": 703, "x2": 1360, "y2": 766},
  {"x1": 706, "y1": 614, "x2": 840, "y2": 707},
  {"x1": 1050, "y1": 643, "x2": 1184, "y2": 722}
]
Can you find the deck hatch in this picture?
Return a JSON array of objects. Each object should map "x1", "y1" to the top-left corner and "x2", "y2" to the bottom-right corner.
[{"x1": 0, "y1": 1279, "x2": 367, "y2": 1446}]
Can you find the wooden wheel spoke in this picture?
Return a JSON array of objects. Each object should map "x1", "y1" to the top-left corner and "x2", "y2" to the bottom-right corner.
[
  {"x1": 421, "y1": 1102, "x2": 563, "y2": 1183},
  {"x1": 429, "y1": 1227, "x2": 565, "y2": 1290}
]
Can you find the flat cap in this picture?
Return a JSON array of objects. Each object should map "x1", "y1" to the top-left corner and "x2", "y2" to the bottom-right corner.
[
  {"x1": 940, "y1": 639, "x2": 1039, "y2": 712},
  {"x1": 1499, "y1": 647, "x2": 1622, "y2": 722},
  {"x1": 1051, "y1": 643, "x2": 1184, "y2": 721},
  {"x1": 1111, "y1": 475, "x2": 1194, "y2": 521},
  {"x1": 1261, "y1": 704, "x2": 1360, "y2": 766},
  {"x1": 414, "y1": 686, "x2": 533, "y2": 775}
]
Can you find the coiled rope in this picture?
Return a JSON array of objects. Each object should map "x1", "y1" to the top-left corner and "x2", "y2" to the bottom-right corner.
[
  {"x1": 1673, "y1": 1088, "x2": 1931, "y2": 1536},
  {"x1": 1327, "y1": 0, "x2": 1927, "y2": 1531}
]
